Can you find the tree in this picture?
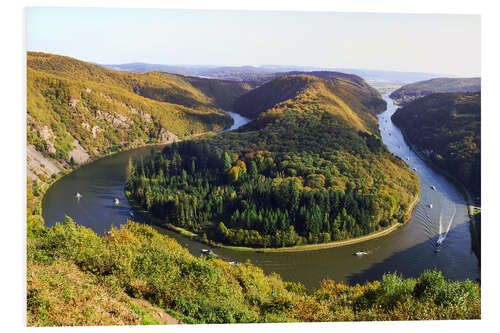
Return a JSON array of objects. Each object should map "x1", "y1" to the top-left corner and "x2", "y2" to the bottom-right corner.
[
  {"x1": 236, "y1": 160, "x2": 247, "y2": 174},
  {"x1": 248, "y1": 160, "x2": 258, "y2": 179},
  {"x1": 228, "y1": 166, "x2": 241, "y2": 183},
  {"x1": 223, "y1": 152, "x2": 232, "y2": 172}
]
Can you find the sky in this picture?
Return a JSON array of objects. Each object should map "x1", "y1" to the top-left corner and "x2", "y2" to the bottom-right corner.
[{"x1": 26, "y1": 7, "x2": 481, "y2": 76}]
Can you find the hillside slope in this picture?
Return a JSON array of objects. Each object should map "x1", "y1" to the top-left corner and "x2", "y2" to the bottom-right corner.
[
  {"x1": 233, "y1": 72, "x2": 385, "y2": 135},
  {"x1": 27, "y1": 218, "x2": 480, "y2": 325},
  {"x1": 392, "y1": 92, "x2": 481, "y2": 197},
  {"x1": 128, "y1": 74, "x2": 419, "y2": 248},
  {"x1": 389, "y1": 77, "x2": 480, "y2": 106},
  {"x1": 27, "y1": 52, "x2": 252, "y2": 182}
]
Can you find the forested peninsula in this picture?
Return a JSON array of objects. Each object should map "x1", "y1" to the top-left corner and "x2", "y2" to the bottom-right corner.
[{"x1": 127, "y1": 74, "x2": 419, "y2": 249}]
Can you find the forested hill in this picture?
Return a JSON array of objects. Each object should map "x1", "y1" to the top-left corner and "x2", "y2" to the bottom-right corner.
[
  {"x1": 127, "y1": 74, "x2": 419, "y2": 248},
  {"x1": 389, "y1": 77, "x2": 480, "y2": 106},
  {"x1": 27, "y1": 52, "x2": 252, "y2": 182},
  {"x1": 233, "y1": 72, "x2": 386, "y2": 124},
  {"x1": 392, "y1": 92, "x2": 481, "y2": 197}
]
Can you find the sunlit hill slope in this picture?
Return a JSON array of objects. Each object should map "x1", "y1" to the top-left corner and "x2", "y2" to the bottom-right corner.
[{"x1": 27, "y1": 52, "x2": 252, "y2": 182}]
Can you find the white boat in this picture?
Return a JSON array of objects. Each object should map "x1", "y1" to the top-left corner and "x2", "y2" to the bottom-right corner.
[
  {"x1": 428, "y1": 203, "x2": 433, "y2": 208},
  {"x1": 412, "y1": 167, "x2": 417, "y2": 171},
  {"x1": 430, "y1": 185, "x2": 436, "y2": 191},
  {"x1": 354, "y1": 251, "x2": 368, "y2": 256},
  {"x1": 129, "y1": 211, "x2": 134, "y2": 217},
  {"x1": 75, "y1": 192, "x2": 82, "y2": 199},
  {"x1": 201, "y1": 249, "x2": 210, "y2": 255},
  {"x1": 113, "y1": 198, "x2": 120, "y2": 205}
]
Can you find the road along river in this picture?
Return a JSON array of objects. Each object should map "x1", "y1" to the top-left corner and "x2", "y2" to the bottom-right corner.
[{"x1": 43, "y1": 98, "x2": 479, "y2": 290}]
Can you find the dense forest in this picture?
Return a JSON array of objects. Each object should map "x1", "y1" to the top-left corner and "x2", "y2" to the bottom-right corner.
[
  {"x1": 392, "y1": 92, "x2": 481, "y2": 197},
  {"x1": 27, "y1": 52, "x2": 253, "y2": 183},
  {"x1": 389, "y1": 77, "x2": 480, "y2": 106},
  {"x1": 127, "y1": 74, "x2": 419, "y2": 248}
]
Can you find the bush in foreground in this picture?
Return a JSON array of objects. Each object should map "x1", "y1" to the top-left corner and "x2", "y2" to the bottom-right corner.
[{"x1": 27, "y1": 218, "x2": 480, "y2": 325}]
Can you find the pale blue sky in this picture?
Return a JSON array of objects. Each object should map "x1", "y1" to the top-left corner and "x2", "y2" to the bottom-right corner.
[{"x1": 26, "y1": 7, "x2": 481, "y2": 76}]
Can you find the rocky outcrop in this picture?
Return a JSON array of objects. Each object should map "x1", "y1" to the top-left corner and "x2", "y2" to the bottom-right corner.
[
  {"x1": 27, "y1": 145, "x2": 64, "y2": 181},
  {"x1": 127, "y1": 105, "x2": 152, "y2": 122},
  {"x1": 38, "y1": 125, "x2": 56, "y2": 154},
  {"x1": 92, "y1": 125, "x2": 103, "y2": 138},
  {"x1": 157, "y1": 128, "x2": 179, "y2": 144},
  {"x1": 96, "y1": 110, "x2": 130, "y2": 128},
  {"x1": 69, "y1": 139, "x2": 90, "y2": 165},
  {"x1": 69, "y1": 98, "x2": 80, "y2": 108}
]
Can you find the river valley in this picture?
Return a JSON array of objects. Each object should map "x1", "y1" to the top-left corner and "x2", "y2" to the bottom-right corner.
[{"x1": 42, "y1": 96, "x2": 480, "y2": 290}]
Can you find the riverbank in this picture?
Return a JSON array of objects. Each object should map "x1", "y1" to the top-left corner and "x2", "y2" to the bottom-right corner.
[
  {"x1": 389, "y1": 99, "x2": 481, "y2": 264},
  {"x1": 30, "y1": 125, "x2": 227, "y2": 226},
  {"x1": 126, "y1": 187, "x2": 420, "y2": 253},
  {"x1": 393, "y1": 121, "x2": 477, "y2": 212},
  {"x1": 29, "y1": 142, "x2": 168, "y2": 220}
]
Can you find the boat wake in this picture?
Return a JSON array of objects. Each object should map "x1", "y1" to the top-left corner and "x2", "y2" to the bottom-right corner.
[{"x1": 414, "y1": 193, "x2": 456, "y2": 252}]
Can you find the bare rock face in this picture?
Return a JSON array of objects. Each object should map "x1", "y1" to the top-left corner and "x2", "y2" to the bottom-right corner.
[
  {"x1": 157, "y1": 128, "x2": 179, "y2": 144},
  {"x1": 69, "y1": 139, "x2": 90, "y2": 165},
  {"x1": 38, "y1": 125, "x2": 56, "y2": 154},
  {"x1": 38, "y1": 125, "x2": 51, "y2": 141},
  {"x1": 92, "y1": 125, "x2": 103, "y2": 138},
  {"x1": 81, "y1": 122, "x2": 91, "y2": 131},
  {"x1": 96, "y1": 110, "x2": 130, "y2": 129},
  {"x1": 69, "y1": 98, "x2": 80, "y2": 108},
  {"x1": 27, "y1": 145, "x2": 64, "y2": 181},
  {"x1": 140, "y1": 111, "x2": 152, "y2": 123}
]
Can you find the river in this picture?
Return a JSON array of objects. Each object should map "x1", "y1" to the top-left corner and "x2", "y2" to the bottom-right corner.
[{"x1": 42, "y1": 96, "x2": 480, "y2": 290}]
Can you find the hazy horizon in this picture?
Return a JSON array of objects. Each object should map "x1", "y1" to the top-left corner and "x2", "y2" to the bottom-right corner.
[
  {"x1": 27, "y1": 7, "x2": 481, "y2": 77},
  {"x1": 26, "y1": 51, "x2": 464, "y2": 77}
]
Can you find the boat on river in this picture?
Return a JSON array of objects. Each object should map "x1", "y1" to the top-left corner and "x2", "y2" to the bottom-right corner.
[
  {"x1": 430, "y1": 185, "x2": 437, "y2": 191},
  {"x1": 354, "y1": 251, "x2": 368, "y2": 256},
  {"x1": 428, "y1": 203, "x2": 433, "y2": 208},
  {"x1": 113, "y1": 198, "x2": 120, "y2": 205},
  {"x1": 74, "y1": 192, "x2": 82, "y2": 199}
]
